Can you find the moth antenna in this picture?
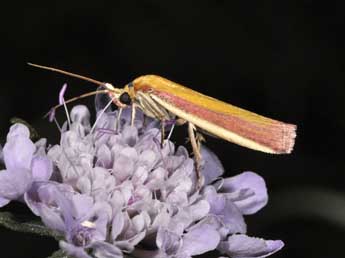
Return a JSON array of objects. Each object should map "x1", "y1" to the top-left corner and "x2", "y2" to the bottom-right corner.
[
  {"x1": 45, "y1": 89, "x2": 110, "y2": 117},
  {"x1": 28, "y1": 62, "x2": 105, "y2": 87}
]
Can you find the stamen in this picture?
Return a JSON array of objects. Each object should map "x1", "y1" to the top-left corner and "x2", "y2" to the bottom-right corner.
[
  {"x1": 167, "y1": 122, "x2": 175, "y2": 140},
  {"x1": 58, "y1": 84, "x2": 71, "y2": 128},
  {"x1": 153, "y1": 137, "x2": 167, "y2": 169},
  {"x1": 53, "y1": 117, "x2": 62, "y2": 132},
  {"x1": 90, "y1": 96, "x2": 116, "y2": 134},
  {"x1": 62, "y1": 100, "x2": 71, "y2": 129}
]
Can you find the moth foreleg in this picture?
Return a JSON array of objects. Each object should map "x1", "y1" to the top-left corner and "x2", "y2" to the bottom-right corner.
[
  {"x1": 160, "y1": 119, "x2": 165, "y2": 148},
  {"x1": 188, "y1": 122, "x2": 203, "y2": 189},
  {"x1": 176, "y1": 118, "x2": 186, "y2": 126},
  {"x1": 131, "y1": 104, "x2": 136, "y2": 126},
  {"x1": 116, "y1": 107, "x2": 123, "y2": 133}
]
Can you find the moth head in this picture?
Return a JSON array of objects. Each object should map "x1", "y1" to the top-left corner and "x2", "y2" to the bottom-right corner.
[{"x1": 106, "y1": 83, "x2": 134, "y2": 108}]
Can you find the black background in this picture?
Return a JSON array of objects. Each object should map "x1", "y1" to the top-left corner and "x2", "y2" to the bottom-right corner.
[{"x1": 1, "y1": 1, "x2": 345, "y2": 258}]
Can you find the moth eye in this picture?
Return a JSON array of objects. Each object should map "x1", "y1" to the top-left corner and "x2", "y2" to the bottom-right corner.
[{"x1": 119, "y1": 92, "x2": 132, "y2": 105}]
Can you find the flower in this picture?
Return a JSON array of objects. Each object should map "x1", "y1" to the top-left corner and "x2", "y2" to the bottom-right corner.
[
  {"x1": 0, "y1": 97, "x2": 284, "y2": 258},
  {"x1": 0, "y1": 123, "x2": 52, "y2": 207}
]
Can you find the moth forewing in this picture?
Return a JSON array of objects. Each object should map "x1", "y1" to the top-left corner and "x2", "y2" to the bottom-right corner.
[
  {"x1": 132, "y1": 75, "x2": 296, "y2": 154},
  {"x1": 149, "y1": 94, "x2": 278, "y2": 154}
]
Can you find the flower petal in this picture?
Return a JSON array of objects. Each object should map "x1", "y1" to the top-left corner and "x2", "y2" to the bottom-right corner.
[
  {"x1": 200, "y1": 145, "x2": 224, "y2": 185},
  {"x1": 219, "y1": 172, "x2": 268, "y2": 215},
  {"x1": 4, "y1": 131, "x2": 35, "y2": 171},
  {"x1": 31, "y1": 155, "x2": 53, "y2": 181},
  {"x1": 70, "y1": 105, "x2": 91, "y2": 126},
  {"x1": 38, "y1": 203, "x2": 66, "y2": 232},
  {"x1": 181, "y1": 223, "x2": 220, "y2": 256},
  {"x1": 0, "y1": 168, "x2": 32, "y2": 202},
  {"x1": 96, "y1": 144, "x2": 112, "y2": 168},
  {"x1": 122, "y1": 125, "x2": 138, "y2": 147},
  {"x1": 70, "y1": 194, "x2": 94, "y2": 220},
  {"x1": 156, "y1": 227, "x2": 182, "y2": 256},
  {"x1": 204, "y1": 186, "x2": 246, "y2": 234},
  {"x1": 112, "y1": 211, "x2": 125, "y2": 240},
  {"x1": 91, "y1": 241, "x2": 123, "y2": 258},
  {"x1": 0, "y1": 196, "x2": 10, "y2": 207},
  {"x1": 60, "y1": 241, "x2": 91, "y2": 258},
  {"x1": 217, "y1": 234, "x2": 284, "y2": 258},
  {"x1": 6, "y1": 123, "x2": 30, "y2": 140}
]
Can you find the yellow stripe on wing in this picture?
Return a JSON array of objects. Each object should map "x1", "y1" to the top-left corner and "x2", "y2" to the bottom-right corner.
[{"x1": 134, "y1": 75, "x2": 281, "y2": 126}]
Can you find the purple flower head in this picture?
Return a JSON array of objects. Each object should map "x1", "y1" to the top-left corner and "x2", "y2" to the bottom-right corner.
[
  {"x1": 1, "y1": 102, "x2": 284, "y2": 258},
  {"x1": 0, "y1": 123, "x2": 52, "y2": 207}
]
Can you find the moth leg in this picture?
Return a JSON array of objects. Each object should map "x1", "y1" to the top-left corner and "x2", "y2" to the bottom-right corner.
[
  {"x1": 196, "y1": 132, "x2": 205, "y2": 150},
  {"x1": 131, "y1": 104, "x2": 136, "y2": 126},
  {"x1": 116, "y1": 107, "x2": 123, "y2": 133},
  {"x1": 188, "y1": 122, "x2": 203, "y2": 189},
  {"x1": 160, "y1": 119, "x2": 165, "y2": 148},
  {"x1": 176, "y1": 118, "x2": 186, "y2": 126}
]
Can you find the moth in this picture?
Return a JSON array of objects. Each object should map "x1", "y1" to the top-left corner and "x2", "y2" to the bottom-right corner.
[{"x1": 28, "y1": 63, "x2": 297, "y2": 186}]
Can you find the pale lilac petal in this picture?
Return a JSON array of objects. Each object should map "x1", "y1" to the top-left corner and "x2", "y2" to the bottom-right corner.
[
  {"x1": 6, "y1": 123, "x2": 30, "y2": 140},
  {"x1": 201, "y1": 145, "x2": 224, "y2": 184},
  {"x1": 60, "y1": 241, "x2": 91, "y2": 258},
  {"x1": 156, "y1": 227, "x2": 182, "y2": 256},
  {"x1": 166, "y1": 190, "x2": 188, "y2": 206},
  {"x1": 219, "y1": 172, "x2": 268, "y2": 215},
  {"x1": 0, "y1": 168, "x2": 32, "y2": 202},
  {"x1": 76, "y1": 176, "x2": 92, "y2": 195},
  {"x1": 175, "y1": 146, "x2": 189, "y2": 158},
  {"x1": 38, "y1": 204, "x2": 66, "y2": 232},
  {"x1": 112, "y1": 211, "x2": 125, "y2": 240},
  {"x1": 137, "y1": 149, "x2": 157, "y2": 170},
  {"x1": 96, "y1": 144, "x2": 112, "y2": 168},
  {"x1": 132, "y1": 211, "x2": 150, "y2": 232},
  {"x1": 116, "y1": 231, "x2": 146, "y2": 251},
  {"x1": 59, "y1": 83, "x2": 68, "y2": 104},
  {"x1": 113, "y1": 147, "x2": 137, "y2": 181},
  {"x1": 150, "y1": 208, "x2": 171, "y2": 231},
  {"x1": 218, "y1": 234, "x2": 284, "y2": 258},
  {"x1": 204, "y1": 186, "x2": 246, "y2": 234},
  {"x1": 70, "y1": 194, "x2": 94, "y2": 219},
  {"x1": 31, "y1": 156, "x2": 53, "y2": 181},
  {"x1": 3, "y1": 134, "x2": 35, "y2": 171},
  {"x1": 146, "y1": 167, "x2": 166, "y2": 190},
  {"x1": 35, "y1": 138, "x2": 48, "y2": 156},
  {"x1": 70, "y1": 105, "x2": 91, "y2": 126},
  {"x1": 24, "y1": 181, "x2": 70, "y2": 215},
  {"x1": 181, "y1": 223, "x2": 220, "y2": 256},
  {"x1": 188, "y1": 200, "x2": 210, "y2": 221},
  {"x1": 122, "y1": 125, "x2": 138, "y2": 147},
  {"x1": 0, "y1": 196, "x2": 10, "y2": 207},
  {"x1": 91, "y1": 241, "x2": 123, "y2": 258}
]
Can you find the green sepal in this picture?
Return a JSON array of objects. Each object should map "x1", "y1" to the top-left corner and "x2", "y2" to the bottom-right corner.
[{"x1": 0, "y1": 211, "x2": 62, "y2": 240}]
